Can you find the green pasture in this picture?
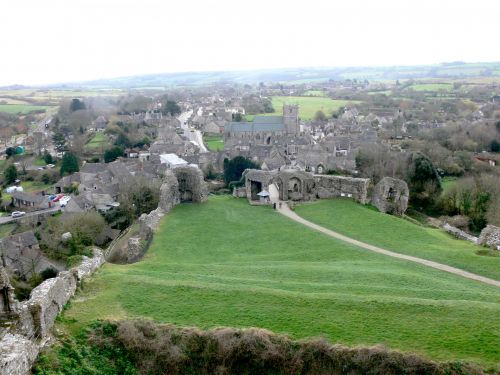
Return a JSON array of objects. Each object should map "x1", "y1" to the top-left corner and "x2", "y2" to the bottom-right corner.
[
  {"x1": 58, "y1": 196, "x2": 500, "y2": 369},
  {"x1": 295, "y1": 199, "x2": 500, "y2": 280}
]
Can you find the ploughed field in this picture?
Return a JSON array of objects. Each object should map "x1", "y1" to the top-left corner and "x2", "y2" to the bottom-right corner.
[{"x1": 61, "y1": 196, "x2": 500, "y2": 369}]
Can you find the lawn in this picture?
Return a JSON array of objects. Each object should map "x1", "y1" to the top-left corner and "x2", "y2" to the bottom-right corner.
[
  {"x1": 409, "y1": 83, "x2": 453, "y2": 92},
  {"x1": 271, "y1": 96, "x2": 360, "y2": 120},
  {"x1": 85, "y1": 132, "x2": 110, "y2": 150},
  {"x1": 204, "y1": 135, "x2": 224, "y2": 152},
  {"x1": 21, "y1": 180, "x2": 53, "y2": 193},
  {"x1": 0, "y1": 104, "x2": 53, "y2": 114},
  {"x1": 295, "y1": 199, "x2": 500, "y2": 280},
  {"x1": 59, "y1": 196, "x2": 500, "y2": 368}
]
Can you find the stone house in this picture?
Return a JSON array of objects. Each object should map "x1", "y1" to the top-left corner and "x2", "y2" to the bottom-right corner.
[
  {"x1": 0, "y1": 231, "x2": 59, "y2": 279},
  {"x1": 11, "y1": 192, "x2": 51, "y2": 210}
]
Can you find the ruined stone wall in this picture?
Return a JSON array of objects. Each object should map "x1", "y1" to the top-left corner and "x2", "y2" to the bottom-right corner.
[
  {"x1": 244, "y1": 170, "x2": 275, "y2": 203},
  {"x1": 372, "y1": 177, "x2": 409, "y2": 215},
  {"x1": 478, "y1": 225, "x2": 500, "y2": 250},
  {"x1": 173, "y1": 166, "x2": 208, "y2": 203},
  {"x1": 442, "y1": 223, "x2": 479, "y2": 244},
  {"x1": 0, "y1": 249, "x2": 105, "y2": 375},
  {"x1": 158, "y1": 169, "x2": 180, "y2": 213},
  {"x1": 314, "y1": 175, "x2": 370, "y2": 204},
  {"x1": 233, "y1": 186, "x2": 247, "y2": 198}
]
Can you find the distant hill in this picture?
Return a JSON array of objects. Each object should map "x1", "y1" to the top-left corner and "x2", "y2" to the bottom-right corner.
[{"x1": 2, "y1": 62, "x2": 500, "y2": 90}]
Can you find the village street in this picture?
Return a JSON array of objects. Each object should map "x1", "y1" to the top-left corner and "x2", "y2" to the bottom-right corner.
[{"x1": 178, "y1": 109, "x2": 208, "y2": 153}]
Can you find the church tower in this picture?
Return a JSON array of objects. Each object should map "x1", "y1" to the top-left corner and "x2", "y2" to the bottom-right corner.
[{"x1": 283, "y1": 104, "x2": 299, "y2": 135}]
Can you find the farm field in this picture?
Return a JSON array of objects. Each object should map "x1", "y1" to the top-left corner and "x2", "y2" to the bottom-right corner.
[
  {"x1": 0, "y1": 104, "x2": 53, "y2": 114},
  {"x1": 295, "y1": 199, "x2": 500, "y2": 280},
  {"x1": 409, "y1": 83, "x2": 453, "y2": 91},
  {"x1": 203, "y1": 135, "x2": 224, "y2": 151},
  {"x1": 59, "y1": 196, "x2": 500, "y2": 368},
  {"x1": 303, "y1": 90, "x2": 327, "y2": 97},
  {"x1": 271, "y1": 96, "x2": 360, "y2": 120}
]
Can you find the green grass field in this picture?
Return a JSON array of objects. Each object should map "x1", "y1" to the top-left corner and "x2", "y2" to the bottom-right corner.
[
  {"x1": 203, "y1": 135, "x2": 224, "y2": 151},
  {"x1": 0, "y1": 104, "x2": 53, "y2": 114},
  {"x1": 85, "y1": 132, "x2": 110, "y2": 150},
  {"x1": 59, "y1": 196, "x2": 500, "y2": 368},
  {"x1": 271, "y1": 96, "x2": 360, "y2": 120},
  {"x1": 295, "y1": 199, "x2": 500, "y2": 280},
  {"x1": 409, "y1": 83, "x2": 453, "y2": 92}
]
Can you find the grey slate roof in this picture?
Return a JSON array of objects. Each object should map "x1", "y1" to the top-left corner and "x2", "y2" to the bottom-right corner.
[{"x1": 228, "y1": 115, "x2": 285, "y2": 133}]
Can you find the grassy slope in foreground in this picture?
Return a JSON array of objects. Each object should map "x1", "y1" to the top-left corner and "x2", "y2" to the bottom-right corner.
[
  {"x1": 60, "y1": 196, "x2": 500, "y2": 368},
  {"x1": 294, "y1": 199, "x2": 500, "y2": 281}
]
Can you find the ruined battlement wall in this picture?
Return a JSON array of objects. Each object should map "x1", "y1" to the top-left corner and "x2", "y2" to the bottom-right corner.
[
  {"x1": 314, "y1": 175, "x2": 370, "y2": 204},
  {"x1": 0, "y1": 249, "x2": 105, "y2": 375}
]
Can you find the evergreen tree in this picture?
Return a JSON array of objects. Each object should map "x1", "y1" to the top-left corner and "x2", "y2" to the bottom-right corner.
[
  {"x1": 69, "y1": 98, "x2": 86, "y2": 112},
  {"x1": 60, "y1": 152, "x2": 79, "y2": 176},
  {"x1": 223, "y1": 156, "x2": 259, "y2": 185},
  {"x1": 4, "y1": 165, "x2": 17, "y2": 185},
  {"x1": 43, "y1": 152, "x2": 54, "y2": 165},
  {"x1": 104, "y1": 146, "x2": 124, "y2": 163}
]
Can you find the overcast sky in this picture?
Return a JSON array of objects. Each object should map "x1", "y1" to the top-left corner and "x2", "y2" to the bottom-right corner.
[{"x1": 0, "y1": 0, "x2": 498, "y2": 86}]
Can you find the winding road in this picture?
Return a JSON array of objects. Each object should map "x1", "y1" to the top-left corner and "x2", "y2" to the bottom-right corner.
[{"x1": 268, "y1": 184, "x2": 500, "y2": 288}]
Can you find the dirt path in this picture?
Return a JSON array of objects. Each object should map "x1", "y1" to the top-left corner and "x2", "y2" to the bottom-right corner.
[{"x1": 276, "y1": 202, "x2": 500, "y2": 288}]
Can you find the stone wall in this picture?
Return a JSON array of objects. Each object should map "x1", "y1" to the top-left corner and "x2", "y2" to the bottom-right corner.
[
  {"x1": 243, "y1": 169, "x2": 370, "y2": 204},
  {"x1": 173, "y1": 166, "x2": 208, "y2": 203},
  {"x1": 372, "y1": 177, "x2": 409, "y2": 215},
  {"x1": 232, "y1": 186, "x2": 247, "y2": 198},
  {"x1": 314, "y1": 175, "x2": 370, "y2": 204},
  {"x1": 478, "y1": 225, "x2": 500, "y2": 250},
  {"x1": 442, "y1": 223, "x2": 479, "y2": 244},
  {"x1": 158, "y1": 169, "x2": 180, "y2": 213},
  {"x1": 0, "y1": 249, "x2": 105, "y2": 375}
]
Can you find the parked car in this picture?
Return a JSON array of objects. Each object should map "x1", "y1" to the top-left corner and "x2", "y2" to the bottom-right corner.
[
  {"x1": 48, "y1": 194, "x2": 56, "y2": 200},
  {"x1": 5, "y1": 186, "x2": 23, "y2": 193},
  {"x1": 59, "y1": 196, "x2": 71, "y2": 207},
  {"x1": 52, "y1": 194, "x2": 65, "y2": 202},
  {"x1": 46, "y1": 164, "x2": 55, "y2": 169},
  {"x1": 37, "y1": 167, "x2": 45, "y2": 170},
  {"x1": 11, "y1": 211, "x2": 26, "y2": 218}
]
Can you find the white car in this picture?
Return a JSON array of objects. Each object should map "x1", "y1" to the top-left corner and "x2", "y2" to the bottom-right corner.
[
  {"x1": 46, "y1": 164, "x2": 55, "y2": 169},
  {"x1": 11, "y1": 211, "x2": 26, "y2": 218},
  {"x1": 59, "y1": 196, "x2": 71, "y2": 207},
  {"x1": 5, "y1": 186, "x2": 23, "y2": 193}
]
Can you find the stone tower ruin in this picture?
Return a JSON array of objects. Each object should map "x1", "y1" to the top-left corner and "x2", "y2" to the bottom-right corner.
[{"x1": 283, "y1": 104, "x2": 299, "y2": 135}]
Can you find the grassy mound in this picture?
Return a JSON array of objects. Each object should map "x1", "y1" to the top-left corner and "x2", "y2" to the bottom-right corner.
[
  {"x1": 57, "y1": 196, "x2": 500, "y2": 368},
  {"x1": 294, "y1": 199, "x2": 500, "y2": 280},
  {"x1": 35, "y1": 320, "x2": 488, "y2": 375}
]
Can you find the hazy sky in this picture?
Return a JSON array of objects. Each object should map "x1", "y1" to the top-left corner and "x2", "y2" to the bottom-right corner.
[{"x1": 0, "y1": 0, "x2": 498, "y2": 86}]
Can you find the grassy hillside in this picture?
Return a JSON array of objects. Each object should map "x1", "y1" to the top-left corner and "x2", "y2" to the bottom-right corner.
[
  {"x1": 294, "y1": 199, "x2": 500, "y2": 280},
  {"x1": 59, "y1": 196, "x2": 500, "y2": 368}
]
